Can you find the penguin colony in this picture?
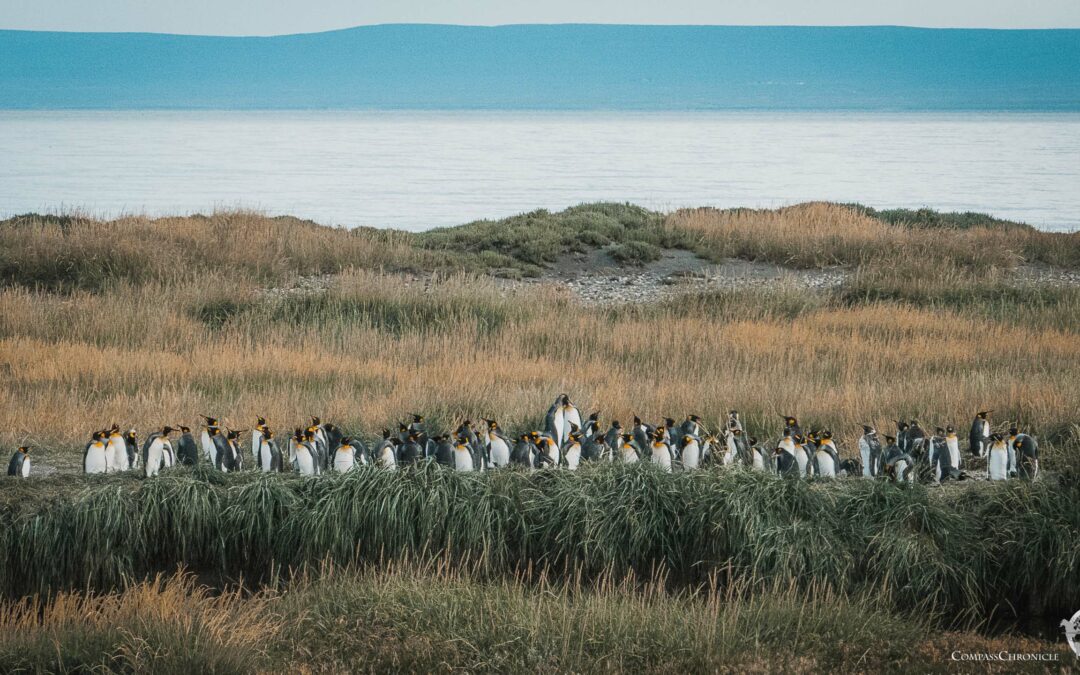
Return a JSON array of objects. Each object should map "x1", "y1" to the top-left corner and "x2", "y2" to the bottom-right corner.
[{"x1": 6, "y1": 399, "x2": 1040, "y2": 482}]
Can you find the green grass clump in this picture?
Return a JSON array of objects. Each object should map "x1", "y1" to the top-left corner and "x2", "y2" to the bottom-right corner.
[
  {"x1": 1, "y1": 464, "x2": 1077, "y2": 630},
  {"x1": 610, "y1": 240, "x2": 663, "y2": 265}
]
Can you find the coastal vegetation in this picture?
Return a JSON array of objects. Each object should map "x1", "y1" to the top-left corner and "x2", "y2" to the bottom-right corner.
[{"x1": 1, "y1": 202, "x2": 1079, "y2": 670}]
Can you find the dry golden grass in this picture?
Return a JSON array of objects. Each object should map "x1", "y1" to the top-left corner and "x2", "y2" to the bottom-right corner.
[
  {"x1": 0, "y1": 572, "x2": 282, "y2": 672},
  {"x1": 2, "y1": 267, "x2": 1078, "y2": 470},
  {"x1": 666, "y1": 201, "x2": 1080, "y2": 271}
]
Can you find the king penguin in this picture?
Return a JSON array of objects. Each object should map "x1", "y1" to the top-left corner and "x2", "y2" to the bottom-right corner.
[
  {"x1": 773, "y1": 443, "x2": 798, "y2": 478},
  {"x1": 582, "y1": 433, "x2": 611, "y2": 462},
  {"x1": 510, "y1": 433, "x2": 536, "y2": 469},
  {"x1": 7, "y1": 446, "x2": 30, "y2": 478},
  {"x1": 792, "y1": 434, "x2": 811, "y2": 479},
  {"x1": 649, "y1": 428, "x2": 673, "y2": 472},
  {"x1": 562, "y1": 430, "x2": 583, "y2": 470},
  {"x1": 987, "y1": 433, "x2": 1010, "y2": 480},
  {"x1": 83, "y1": 430, "x2": 110, "y2": 474},
  {"x1": 293, "y1": 429, "x2": 318, "y2": 476},
  {"x1": 124, "y1": 429, "x2": 139, "y2": 470},
  {"x1": 727, "y1": 410, "x2": 744, "y2": 433},
  {"x1": 433, "y1": 434, "x2": 455, "y2": 467},
  {"x1": 749, "y1": 437, "x2": 769, "y2": 472},
  {"x1": 680, "y1": 434, "x2": 701, "y2": 470},
  {"x1": 142, "y1": 426, "x2": 176, "y2": 478},
  {"x1": 859, "y1": 425, "x2": 882, "y2": 478},
  {"x1": 452, "y1": 434, "x2": 476, "y2": 472},
  {"x1": 1011, "y1": 426, "x2": 1039, "y2": 480},
  {"x1": 604, "y1": 421, "x2": 623, "y2": 457},
  {"x1": 398, "y1": 433, "x2": 423, "y2": 466},
  {"x1": 969, "y1": 411, "x2": 992, "y2": 458},
  {"x1": 618, "y1": 433, "x2": 640, "y2": 464},
  {"x1": 883, "y1": 435, "x2": 915, "y2": 483},
  {"x1": 333, "y1": 436, "x2": 357, "y2": 473},
  {"x1": 375, "y1": 432, "x2": 398, "y2": 470},
  {"x1": 484, "y1": 419, "x2": 512, "y2": 468},
  {"x1": 945, "y1": 426, "x2": 962, "y2": 472},
  {"x1": 814, "y1": 430, "x2": 840, "y2": 478},
  {"x1": 251, "y1": 417, "x2": 268, "y2": 465},
  {"x1": 258, "y1": 428, "x2": 283, "y2": 473},
  {"x1": 200, "y1": 416, "x2": 220, "y2": 465},
  {"x1": 106, "y1": 424, "x2": 129, "y2": 472},
  {"x1": 631, "y1": 416, "x2": 652, "y2": 456}
]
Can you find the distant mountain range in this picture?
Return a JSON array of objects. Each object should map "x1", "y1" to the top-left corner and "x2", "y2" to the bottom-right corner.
[{"x1": 2, "y1": 25, "x2": 1079, "y2": 110}]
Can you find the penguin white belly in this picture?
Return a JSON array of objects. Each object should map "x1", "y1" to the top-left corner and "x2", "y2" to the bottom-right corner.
[
  {"x1": 859, "y1": 439, "x2": 873, "y2": 477},
  {"x1": 988, "y1": 449, "x2": 1008, "y2": 480},
  {"x1": 895, "y1": 459, "x2": 911, "y2": 482},
  {"x1": 201, "y1": 430, "x2": 214, "y2": 461},
  {"x1": 752, "y1": 448, "x2": 765, "y2": 472},
  {"x1": 794, "y1": 448, "x2": 809, "y2": 478},
  {"x1": 552, "y1": 411, "x2": 565, "y2": 446},
  {"x1": 489, "y1": 437, "x2": 510, "y2": 467},
  {"x1": 565, "y1": 445, "x2": 581, "y2": 470},
  {"x1": 947, "y1": 437, "x2": 961, "y2": 469},
  {"x1": 21, "y1": 457, "x2": 30, "y2": 477},
  {"x1": 85, "y1": 444, "x2": 109, "y2": 474},
  {"x1": 564, "y1": 407, "x2": 582, "y2": 440},
  {"x1": 682, "y1": 442, "x2": 700, "y2": 470},
  {"x1": 816, "y1": 451, "x2": 836, "y2": 477},
  {"x1": 145, "y1": 438, "x2": 164, "y2": 477},
  {"x1": 259, "y1": 442, "x2": 274, "y2": 472},
  {"x1": 723, "y1": 437, "x2": 737, "y2": 465},
  {"x1": 295, "y1": 448, "x2": 316, "y2": 476},
  {"x1": 453, "y1": 448, "x2": 474, "y2": 472},
  {"x1": 251, "y1": 431, "x2": 262, "y2": 462},
  {"x1": 108, "y1": 437, "x2": 129, "y2": 471},
  {"x1": 621, "y1": 447, "x2": 638, "y2": 464},
  {"x1": 334, "y1": 449, "x2": 355, "y2": 473},
  {"x1": 651, "y1": 445, "x2": 672, "y2": 472}
]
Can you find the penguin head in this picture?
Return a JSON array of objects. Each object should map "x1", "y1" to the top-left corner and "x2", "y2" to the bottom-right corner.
[
  {"x1": 663, "y1": 417, "x2": 675, "y2": 428},
  {"x1": 687, "y1": 414, "x2": 700, "y2": 423},
  {"x1": 179, "y1": 426, "x2": 191, "y2": 433},
  {"x1": 381, "y1": 429, "x2": 391, "y2": 440},
  {"x1": 256, "y1": 416, "x2": 267, "y2": 426},
  {"x1": 17, "y1": 446, "x2": 29, "y2": 454},
  {"x1": 559, "y1": 394, "x2": 570, "y2": 405},
  {"x1": 945, "y1": 426, "x2": 955, "y2": 435},
  {"x1": 620, "y1": 433, "x2": 633, "y2": 444},
  {"x1": 528, "y1": 431, "x2": 541, "y2": 441},
  {"x1": 633, "y1": 415, "x2": 642, "y2": 426},
  {"x1": 732, "y1": 428, "x2": 743, "y2": 437},
  {"x1": 896, "y1": 420, "x2": 908, "y2": 431},
  {"x1": 311, "y1": 416, "x2": 321, "y2": 425},
  {"x1": 682, "y1": 434, "x2": 694, "y2": 446},
  {"x1": 935, "y1": 427, "x2": 946, "y2": 436},
  {"x1": 209, "y1": 426, "x2": 220, "y2": 437},
  {"x1": 125, "y1": 429, "x2": 138, "y2": 441},
  {"x1": 748, "y1": 436, "x2": 758, "y2": 446},
  {"x1": 264, "y1": 429, "x2": 276, "y2": 440},
  {"x1": 821, "y1": 430, "x2": 832, "y2": 441},
  {"x1": 109, "y1": 423, "x2": 120, "y2": 435},
  {"x1": 412, "y1": 414, "x2": 424, "y2": 423},
  {"x1": 611, "y1": 420, "x2": 622, "y2": 430},
  {"x1": 486, "y1": 419, "x2": 498, "y2": 430},
  {"x1": 162, "y1": 426, "x2": 176, "y2": 435},
  {"x1": 460, "y1": 420, "x2": 473, "y2": 431},
  {"x1": 783, "y1": 415, "x2": 797, "y2": 427},
  {"x1": 1009, "y1": 426, "x2": 1019, "y2": 437},
  {"x1": 201, "y1": 415, "x2": 218, "y2": 425},
  {"x1": 729, "y1": 410, "x2": 739, "y2": 418},
  {"x1": 588, "y1": 411, "x2": 600, "y2": 422},
  {"x1": 861, "y1": 424, "x2": 875, "y2": 435},
  {"x1": 885, "y1": 435, "x2": 896, "y2": 445},
  {"x1": 977, "y1": 411, "x2": 991, "y2": 419},
  {"x1": 398, "y1": 422, "x2": 409, "y2": 433}
]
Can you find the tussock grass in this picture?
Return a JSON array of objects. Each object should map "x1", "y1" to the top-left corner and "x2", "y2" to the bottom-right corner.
[{"x1": 0, "y1": 465, "x2": 1077, "y2": 629}]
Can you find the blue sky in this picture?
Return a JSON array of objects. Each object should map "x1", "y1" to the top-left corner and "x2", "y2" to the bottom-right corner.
[{"x1": 2, "y1": 0, "x2": 1079, "y2": 35}]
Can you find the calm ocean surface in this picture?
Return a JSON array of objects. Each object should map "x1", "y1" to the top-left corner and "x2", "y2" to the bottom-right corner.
[{"x1": 2, "y1": 111, "x2": 1078, "y2": 231}]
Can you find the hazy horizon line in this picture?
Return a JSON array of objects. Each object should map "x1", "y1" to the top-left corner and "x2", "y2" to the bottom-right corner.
[{"x1": 3, "y1": 22, "x2": 1080, "y2": 39}]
